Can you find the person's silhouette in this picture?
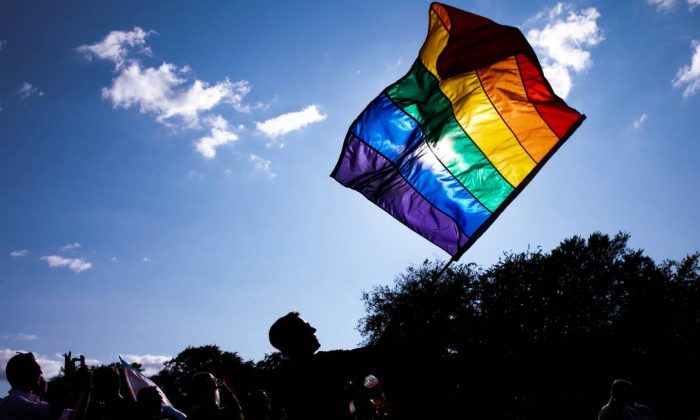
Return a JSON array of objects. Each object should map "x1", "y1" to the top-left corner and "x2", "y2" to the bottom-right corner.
[
  {"x1": 244, "y1": 390, "x2": 271, "y2": 420},
  {"x1": 86, "y1": 366, "x2": 134, "y2": 420},
  {"x1": 0, "y1": 352, "x2": 51, "y2": 419},
  {"x1": 598, "y1": 379, "x2": 657, "y2": 420},
  {"x1": 269, "y1": 311, "x2": 381, "y2": 420},
  {"x1": 0, "y1": 351, "x2": 91, "y2": 420},
  {"x1": 187, "y1": 372, "x2": 243, "y2": 420}
]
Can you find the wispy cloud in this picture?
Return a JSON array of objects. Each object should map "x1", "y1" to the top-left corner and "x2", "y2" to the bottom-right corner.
[
  {"x1": 76, "y1": 27, "x2": 153, "y2": 69},
  {"x1": 526, "y1": 3, "x2": 603, "y2": 99},
  {"x1": 0, "y1": 333, "x2": 39, "y2": 341},
  {"x1": 10, "y1": 249, "x2": 28, "y2": 257},
  {"x1": 255, "y1": 105, "x2": 326, "y2": 144},
  {"x1": 690, "y1": 0, "x2": 700, "y2": 10},
  {"x1": 633, "y1": 113, "x2": 649, "y2": 129},
  {"x1": 79, "y1": 29, "x2": 335, "y2": 161},
  {"x1": 388, "y1": 57, "x2": 404, "y2": 68},
  {"x1": 59, "y1": 242, "x2": 81, "y2": 252},
  {"x1": 40, "y1": 255, "x2": 92, "y2": 273},
  {"x1": 110, "y1": 256, "x2": 119, "y2": 263},
  {"x1": 648, "y1": 0, "x2": 676, "y2": 11},
  {"x1": 143, "y1": 257, "x2": 151, "y2": 263},
  {"x1": 673, "y1": 40, "x2": 700, "y2": 97},
  {"x1": 186, "y1": 169, "x2": 206, "y2": 182},
  {"x1": 123, "y1": 354, "x2": 171, "y2": 376},
  {"x1": 195, "y1": 115, "x2": 239, "y2": 158},
  {"x1": 249, "y1": 154, "x2": 277, "y2": 179},
  {"x1": 224, "y1": 80, "x2": 265, "y2": 113},
  {"x1": 0, "y1": 40, "x2": 6, "y2": 51},
  {"x1": 81, "y1": 28, "x2": 260, "y2": 136},
  {"x1": 18, "y1": 82, "x2": 44, "y2": 100}
]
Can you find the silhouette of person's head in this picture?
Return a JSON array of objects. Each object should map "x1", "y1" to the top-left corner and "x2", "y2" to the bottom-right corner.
[
  {"x1": 92, "y1": 366, "x2": 121, "y2": 401},
  {"x1": 610, "y1": 379, "x2": 635, "y2": 406},
  {"x1": 190, "y1": 372, "x2": 219, "y2": 406},
  {"x1": 137, "y1": 386, "x2": 163, "y2": 417},
  {"x1": 269, "y1": 311, "x2": 321, "y2": 358},
  {"x1": 5, "y1": 352, "x2": 43, "y2": 393}
]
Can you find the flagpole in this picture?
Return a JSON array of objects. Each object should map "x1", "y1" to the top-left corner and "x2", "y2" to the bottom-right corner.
[{"x1": 433, "y1": 256, "x2": 455, "y2": 281}]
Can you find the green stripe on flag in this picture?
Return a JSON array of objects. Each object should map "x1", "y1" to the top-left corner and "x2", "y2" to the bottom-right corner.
[{"x1": 386, "y1": 60, "x2": 514, "y2": 212}]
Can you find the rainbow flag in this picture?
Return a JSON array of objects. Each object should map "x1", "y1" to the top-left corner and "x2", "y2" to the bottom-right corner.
[{"x1": 332, "y1": 3, "x2": 584, "y2": 258}]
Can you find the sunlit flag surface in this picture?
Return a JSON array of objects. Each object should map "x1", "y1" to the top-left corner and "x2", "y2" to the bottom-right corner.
[{"x1": 332, "y1": 2, "x2": 585, "y2": 258}]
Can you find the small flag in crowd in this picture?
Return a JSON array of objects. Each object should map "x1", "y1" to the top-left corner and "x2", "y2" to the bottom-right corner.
[{"x1": 119, "y1": 356, "x2": 173, "y2": 406}]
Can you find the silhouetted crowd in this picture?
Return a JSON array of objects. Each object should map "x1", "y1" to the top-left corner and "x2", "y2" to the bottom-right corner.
[
  {"x1": 0, "y1": 351, "x2": 259, "y2": 420},
  {"x1": 0, "y1": 311, "x2": 658, "y2": 420}
]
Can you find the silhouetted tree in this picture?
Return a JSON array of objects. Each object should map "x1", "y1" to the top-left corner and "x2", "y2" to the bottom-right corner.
[
  {"x1": 360, "y1": 232, "x2": 700, "y2": 419},
  {"x1": 128, "y1": 362, "x2": 144, "y2": 373},
  {"x1": 255, "y1": 352, "x2": 287, "y2": 371},
  {"x1": 150, "y1": 345, "x2": 259, "y2": 411}
]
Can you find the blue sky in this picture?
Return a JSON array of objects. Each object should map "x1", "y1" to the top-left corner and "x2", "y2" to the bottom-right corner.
[{"x1": 1, "y1": 0, "x2": 699, "y2": 392}]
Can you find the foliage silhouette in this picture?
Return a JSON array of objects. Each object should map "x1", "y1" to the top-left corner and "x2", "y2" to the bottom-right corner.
[
  {"x1": 150, "y1": 345, "x2": 262, "y2": 411},
  {"x1": 359, "y1": 232, "x2": 699, "y2": 419}
]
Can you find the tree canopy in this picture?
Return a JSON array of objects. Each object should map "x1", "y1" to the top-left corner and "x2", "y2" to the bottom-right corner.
[
  {"x1": 151, "y1": 345, "x2": 264, "y2": 409},
  {"x1": 360, "y1": 232, "x2": 700, "y2": 419}
]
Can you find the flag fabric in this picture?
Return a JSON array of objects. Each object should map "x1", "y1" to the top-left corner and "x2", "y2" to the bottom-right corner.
[
  {"x1": 119, "y1": 357, "x2": 187, "y2": 419},
  {"x1": 331, "y1": 3, "x2": 584, "y2": 258},
  {"x1": 119, "y1": 356, "x2": 173, "y2": 406}
]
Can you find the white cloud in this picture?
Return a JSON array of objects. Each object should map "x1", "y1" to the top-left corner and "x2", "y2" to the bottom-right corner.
[
  {"x1": 102, "y1": 62, "x2": 241, "y2": 127},
  {"x1": 40, "y1": 255, "x2": 92, "y2": 273},
  {"x1": 526, "y1": 4, "x2": 603, "y2": 99},
  {"x1": 59, "y1": 242, "x2": 81, "y2": 252},
  {"x1": 691, "y1": 0, "x2": 700, "y2": 10},
  {"x1": 249, "y1": 154, "x2": 277, "y2": 179},
  {"x1": 0, "y1": 40, "x2": 6, "y2": 51},
  {"x1": 79, "y1": 28, "x2": 274, "y2": 160},
  {"x1": 76, "y1": 27, "x2": 153, "y2": 69},
  {"x1": 226, "y1": 80, "x2": 266, "y2": 113},
  {"x1": 673, "y1": 40, "x2": 700, "y2": 97},
  {"x1": 255, "y1": 105, "x2": 326, "y2": 140},
  {"x1": 633, "y1": 113, "x2": 649, "y2": 129},
  {"x1": 18, "y1": 82, "x2": 44, "y2": 100},
  {"x1": 10, "y1": 249, "x2": 28, "y2": 257},
  {"x1": 81, "y1": 28, "x2": 270, "y2": 156},
  {"x1": 110, "y1": 256, "x2": 119, "y2": 262},
  {"x1": 18, "y1": 334, "x2": 39, "y2": 341},
  {"x1": 648, "y1": 0, "x2": 675, "y2": 12},
  {"x1": 195, "y1": 115, "x2": 239, "y2": 158},
  {"x1": 0, "y1": 349, "x2": 63, "y2": 382},
  {"x1": 80, "y1": 29, "x2": 258, "y2": 127},
  {"x1": 143, "y1": 257, "x2": 151, "y2": 263},
  {"x1": 123, "y1": 354, "x2": 171, "y2": 377},
  {"x1": 0, "y1": 333, "x2": 39, "y2": 341}
]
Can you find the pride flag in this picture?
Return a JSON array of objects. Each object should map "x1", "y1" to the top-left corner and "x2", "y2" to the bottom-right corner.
[
  {"x1": 119, "y1": 357, "x2": 187, "y2": 419},
  {"x1": 119, "y1": 356, "x2": 173, "y2": 406},
  {"x1": 332, "y1": 3, "x2": 584, "y2": 258}
]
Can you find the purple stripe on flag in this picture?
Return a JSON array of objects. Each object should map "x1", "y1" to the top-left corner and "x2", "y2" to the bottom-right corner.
[{"x1": 333, "y1": 133, "x2": 468, "y2": 256}]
